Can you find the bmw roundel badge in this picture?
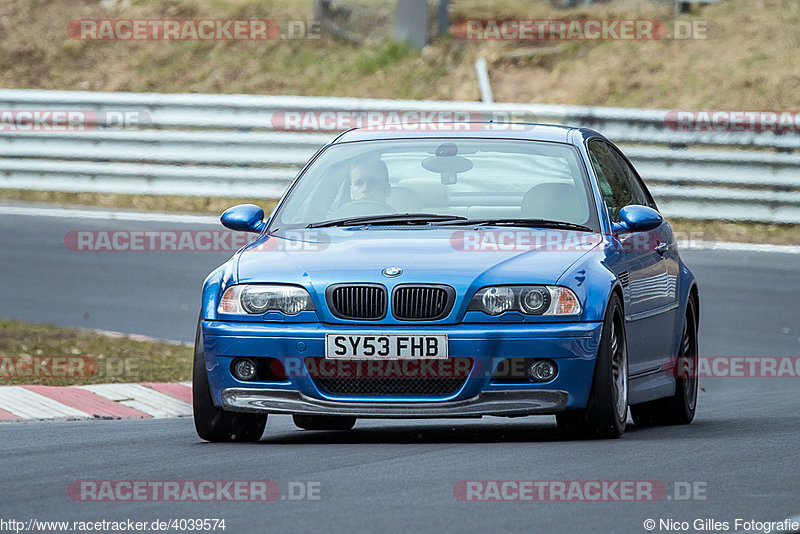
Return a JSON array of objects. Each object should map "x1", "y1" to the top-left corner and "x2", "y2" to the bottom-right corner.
[{"x1": 382, "y1": 267, "x2": 403, "y2": 277}]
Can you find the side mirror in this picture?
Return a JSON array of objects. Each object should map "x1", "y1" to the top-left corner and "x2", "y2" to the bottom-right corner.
[
  {"x1": 220, "y1": 204, "x2": 265, "y2": 233},
  {"x1": 618, "y1": 205, "x2": 663, "y2": 232}
]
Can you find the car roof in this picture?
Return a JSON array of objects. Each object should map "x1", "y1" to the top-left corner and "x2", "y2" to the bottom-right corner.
[{"x1": 331, "y1": 123, "x2": 604, "y2": 144}]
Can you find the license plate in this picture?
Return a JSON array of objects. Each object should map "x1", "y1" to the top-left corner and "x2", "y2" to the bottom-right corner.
[{"x1": 325, "y1": 334, "x2": 448, "y2": 359}]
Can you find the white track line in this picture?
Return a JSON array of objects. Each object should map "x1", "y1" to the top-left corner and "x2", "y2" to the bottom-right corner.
[
  {"x1": 0, "y1": 205, "x2": 218, "y2": 225},
  {"x1": 80, "y1": 384, "x2": 191, "y2": 418},
  {"x1": 93, "y1": 329, "x2": 189, "y2": 346},
  {"x1": 680, "y1": 239, "x2": 800, "y2": 255},
  {"x1": 2, "y1": 204, "x2": 798, "y2": 254},
  {"x1": 0, "y1": 387, "x2": 90, "y2": 420}
]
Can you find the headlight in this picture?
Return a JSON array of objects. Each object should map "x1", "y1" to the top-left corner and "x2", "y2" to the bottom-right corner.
[
  {"x1": 519, "y1": 287, "x2": 550, "y2": 314},
  {"x1": 217, "y1": 285, "x2": 315, "y2": 316},
  {"x1": 468, "y1": 285, "x2": 580, "y2": 316},
  {"x1": 481, "y1": 286, "x2": 515, "y2": 315}
]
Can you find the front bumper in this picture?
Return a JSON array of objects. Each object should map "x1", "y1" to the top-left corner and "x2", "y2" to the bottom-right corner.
[
  {"x1": 202, "y1": 320, "x2": 602, "y2": 414},
  {"x1": 222, "y1": 388, "x2": 569, "y2": 418}
]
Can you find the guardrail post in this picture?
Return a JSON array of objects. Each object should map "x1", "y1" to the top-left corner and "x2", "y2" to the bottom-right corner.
[
  {"x1": 435, "y1": 0, "x2": 449, "y2": 36},
  {"x1": 395, "y1": 0, "x2": 428, "y2": 48},
  {"x1": 475, "y1": 58, "x2": 494, "y2": 104}
]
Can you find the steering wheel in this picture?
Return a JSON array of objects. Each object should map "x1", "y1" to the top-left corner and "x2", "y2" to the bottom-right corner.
[{"x1": 329, "y1": 199, "x2": 396, "y2": 219}]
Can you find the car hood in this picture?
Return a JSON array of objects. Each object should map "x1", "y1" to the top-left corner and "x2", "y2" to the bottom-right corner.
[{"x1": 235, "y1": 227, "x2": 602, "y2": 291}]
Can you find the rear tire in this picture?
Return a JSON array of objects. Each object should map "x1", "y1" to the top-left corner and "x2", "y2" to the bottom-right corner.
[
  {"x1": 631, "y1": 297, "x2": 699, "y2": 426},
  {"x1": 556, "y1": 292, "x2": 628, "y2": 439},
  {"x1": 193, "y1": 319, "x2": 267, "y2": 442},
  {"x1": 293, "y1": 415, "x2": 356, "y2": 431}
]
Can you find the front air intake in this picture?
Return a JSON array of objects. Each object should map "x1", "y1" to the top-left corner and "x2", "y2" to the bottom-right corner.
[
  {"x1": 391, "y1": 284, "x2": 455, "y2": 321},
  {"x1": 326, "y1": 284, "x2": 387, "y2": 320}
]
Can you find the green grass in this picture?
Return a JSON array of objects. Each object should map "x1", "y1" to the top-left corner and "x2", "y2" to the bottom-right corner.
[
  {"x1": 0, "y1": 319, "x2": 193, "y2": 386},
  {"x1": 354, "y1": 41, "x2": 417, "y2": 75},
  {"x1": 2, "y1": 0, "x2": 799, "y2": 106}
]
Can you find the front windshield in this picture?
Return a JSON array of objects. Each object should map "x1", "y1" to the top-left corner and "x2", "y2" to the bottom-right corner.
[{"x1": 270, "y1": 138, "x2": 599, "y2": 231}]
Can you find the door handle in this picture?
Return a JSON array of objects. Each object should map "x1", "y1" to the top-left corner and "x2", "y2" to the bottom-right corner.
[{"x1": 655, "y1": 242, "x2": 669, "y2": 254}]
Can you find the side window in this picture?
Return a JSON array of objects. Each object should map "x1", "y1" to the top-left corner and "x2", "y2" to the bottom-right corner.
[
  {"x1": 606, "y1": 145, "x2": 654, "y2": 209},
  {"x1": 587, "y1": 140, "x2": 631, "y2": 222}
]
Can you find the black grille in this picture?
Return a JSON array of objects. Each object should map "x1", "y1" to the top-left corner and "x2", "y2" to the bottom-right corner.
[
  {"x1": 392, "y1": 285, "x2": 454, "y2": 321},
  {"x1": 306, "y1": 357, "x2": 472, "y2": 397},
  {"x1": 327, "y1": 284, "x2": 387, "y2": 320}
]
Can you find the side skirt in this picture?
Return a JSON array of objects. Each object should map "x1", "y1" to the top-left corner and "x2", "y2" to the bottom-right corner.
[{"x1": 628, "y1": 369, "x2": 675, "y2": 405}]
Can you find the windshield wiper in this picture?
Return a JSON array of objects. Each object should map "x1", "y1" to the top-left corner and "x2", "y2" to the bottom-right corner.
[
  {"x1": 306, "y1": 213, "x2": 468, "y2": 228},
  {"x1": 441, "y1": 218, "x2": 593, "y2": 232}
]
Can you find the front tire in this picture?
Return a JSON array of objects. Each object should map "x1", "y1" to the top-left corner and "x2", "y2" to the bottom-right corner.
[
  {"x1": 293, "y1": 415, "x2": 356, "y2": 431},
  {"x1": 631, "y1": 297, "x2": 699, "y2": 426},
  {"x1": 556, "y1": 292, "x2": 628, "y2": 439},
  {"x1": 193, "y1": 319, "x2": 267, "y2": 442}
]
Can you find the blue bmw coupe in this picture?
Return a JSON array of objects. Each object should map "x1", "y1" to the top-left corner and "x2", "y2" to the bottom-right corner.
[{"x1": 193, "y1": 124, "x2": 699, "y2": 441}]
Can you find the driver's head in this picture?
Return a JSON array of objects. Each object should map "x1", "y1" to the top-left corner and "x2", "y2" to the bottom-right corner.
[{"x1": 349, "y1": 157, "x2": 390, "y2": 202}]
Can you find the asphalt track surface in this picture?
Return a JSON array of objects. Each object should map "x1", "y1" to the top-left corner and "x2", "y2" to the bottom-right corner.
[{"x1": 1, "y1": 204, "x2": 799, "y2": 533}]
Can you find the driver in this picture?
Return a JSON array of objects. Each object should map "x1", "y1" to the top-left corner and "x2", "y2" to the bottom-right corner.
[{"x1": 349, "y1": 157, "x2": 391, "y2": 203}]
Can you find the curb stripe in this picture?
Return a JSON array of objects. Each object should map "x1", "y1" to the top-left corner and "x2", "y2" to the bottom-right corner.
[
  {"x1": 0, "y1": 382, "x2": 195, "y2": 423},
  {"x1": 143, "y1": 382, "x2": 192, "y2": 405},
  {"x1": 0, "y1": 387, "x2": 90, "y2": 420},
  {"x1": 22, "y1": 385, "x2": 150, "y2": 420},
  {"x1": 80, "y1": 384, "x2": 192, "y2": 418}
]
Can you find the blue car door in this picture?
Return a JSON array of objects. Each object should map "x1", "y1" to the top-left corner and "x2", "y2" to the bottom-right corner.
[{"x1": 587, "y1": 140, "x2": 678, "y2": 376}]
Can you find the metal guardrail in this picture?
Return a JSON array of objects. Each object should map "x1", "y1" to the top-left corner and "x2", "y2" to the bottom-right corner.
[{"x1": 1, "y1": 89, "x2": 798, "y2": 223}]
